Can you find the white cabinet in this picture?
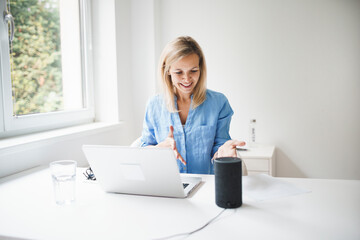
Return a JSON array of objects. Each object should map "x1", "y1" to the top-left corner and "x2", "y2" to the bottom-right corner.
[{"x1": 237, "y1": 145, "x2": 276, "y2": 176}]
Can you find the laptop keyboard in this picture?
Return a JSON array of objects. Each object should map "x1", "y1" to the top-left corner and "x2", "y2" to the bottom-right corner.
[{"x1": 183, "y1": 183, "x2": 189, "y2": 189}]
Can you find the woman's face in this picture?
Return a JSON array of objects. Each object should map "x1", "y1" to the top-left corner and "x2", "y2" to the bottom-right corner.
[{"x1": 169, "y1": 53, "x2": 200, "y2": 99}]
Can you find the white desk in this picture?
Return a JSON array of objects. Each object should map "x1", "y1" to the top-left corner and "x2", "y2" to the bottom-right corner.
[{"x1": 0, "y1": 167, "x2": 359, "y2": 240}]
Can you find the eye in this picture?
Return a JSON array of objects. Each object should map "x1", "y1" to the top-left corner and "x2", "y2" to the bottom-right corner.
[
  {"x1": 175, "y1": 71, "x2": 182, "y2": 75},
  {"x1": 191, "y1": 70, "x2": 198, "y2": 73}
]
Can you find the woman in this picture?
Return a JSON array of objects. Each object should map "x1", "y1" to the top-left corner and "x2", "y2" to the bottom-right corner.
[{"x1": 141, "y1": 36, "x2": 245, "y2": 174}]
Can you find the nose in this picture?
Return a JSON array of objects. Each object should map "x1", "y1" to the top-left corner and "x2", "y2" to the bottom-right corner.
[{"x1": 183, "y1": 72, "x2": 190, "y2": 81}]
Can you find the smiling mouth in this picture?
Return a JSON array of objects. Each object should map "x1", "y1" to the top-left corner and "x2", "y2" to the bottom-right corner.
[{"x1": 180, "y1": 82, "x2": 193, "y2": 88}]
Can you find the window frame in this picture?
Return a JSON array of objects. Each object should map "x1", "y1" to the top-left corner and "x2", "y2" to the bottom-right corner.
[{"x1": 0, "y1": 0, "x2": 94, "y2": 138}]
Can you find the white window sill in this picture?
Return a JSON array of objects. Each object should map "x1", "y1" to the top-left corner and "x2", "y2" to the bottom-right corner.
[{"x1": 0, "y1": 122, "x2": 123, "y2": 156}]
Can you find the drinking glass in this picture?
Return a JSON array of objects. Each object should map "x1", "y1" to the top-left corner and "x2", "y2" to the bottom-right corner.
[{"x1": 49, "y1": 160, "x2": 77, "y2": 205}]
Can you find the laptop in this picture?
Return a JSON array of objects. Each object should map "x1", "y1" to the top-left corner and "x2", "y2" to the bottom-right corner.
[{"x1": 82, "y1": 145, "x2": 202, "y2": 198}]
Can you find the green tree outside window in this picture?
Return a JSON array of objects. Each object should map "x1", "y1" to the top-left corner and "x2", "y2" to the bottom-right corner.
[{"x1": 9, "y1": 0, "x2": 63, "y2": 116}]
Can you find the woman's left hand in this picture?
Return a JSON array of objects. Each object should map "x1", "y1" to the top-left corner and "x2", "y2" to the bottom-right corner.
[{"x1": 217, "y1": 140, "x2": 246, "y2": 158}]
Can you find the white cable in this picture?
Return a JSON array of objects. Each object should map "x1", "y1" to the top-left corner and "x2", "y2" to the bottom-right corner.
[{"x1": 152, "y1": 208, "x2": 227, "y2": 240}]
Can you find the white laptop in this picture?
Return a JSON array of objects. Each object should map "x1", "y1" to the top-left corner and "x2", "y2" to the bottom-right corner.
[{"x1": 82, "y1": 145, "x2": 202, "y2": 198}]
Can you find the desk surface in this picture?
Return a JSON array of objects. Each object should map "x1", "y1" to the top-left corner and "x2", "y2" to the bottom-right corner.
[{"x1": 0, "y1": 167, "x2": 359, "y2": 240}]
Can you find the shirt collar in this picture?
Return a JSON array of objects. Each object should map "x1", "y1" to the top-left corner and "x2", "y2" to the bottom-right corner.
[{"x1": 174, "y1": 94, "x2": 193, "y2": 110}]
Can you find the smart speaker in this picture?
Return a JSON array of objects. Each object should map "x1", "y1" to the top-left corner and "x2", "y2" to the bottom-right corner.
[{"x1": 214, "y1": 157, "x2": 242, "y2": 208}]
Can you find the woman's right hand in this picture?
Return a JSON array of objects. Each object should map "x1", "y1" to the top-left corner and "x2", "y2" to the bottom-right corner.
[{"x1": 157, "y1": 125, "x2": 186, "y2": 165}]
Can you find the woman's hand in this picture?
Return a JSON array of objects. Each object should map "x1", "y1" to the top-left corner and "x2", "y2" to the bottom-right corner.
[
  {"x1": 157, "y1": 125, "x2": 186, "y2": 165},
  {"x1": 217, "y1": 140, "x2": 246, "y2": 158}
]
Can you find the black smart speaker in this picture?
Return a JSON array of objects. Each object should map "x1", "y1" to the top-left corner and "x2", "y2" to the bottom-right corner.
[{"x1": 214, "y1": 157, "x2": 242, "y2": 208}]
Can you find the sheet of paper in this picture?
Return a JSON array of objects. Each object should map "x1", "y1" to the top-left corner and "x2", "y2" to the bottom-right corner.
[{"x1": 243, "y1": 174, "x2": 310, "y2": 201}]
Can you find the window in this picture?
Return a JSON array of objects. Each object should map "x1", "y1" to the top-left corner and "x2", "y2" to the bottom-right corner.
[{"x1": 0, "y1": 0, "x2": 94, "y2": 138}]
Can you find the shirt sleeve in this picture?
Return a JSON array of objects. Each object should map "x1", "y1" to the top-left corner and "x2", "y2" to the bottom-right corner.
[
  {"x1": 140, "y1": 98, "x2": 158, "y2": 147},
  {"x1": 211, "y1": 96, "x2": 233, "y2": 156}
]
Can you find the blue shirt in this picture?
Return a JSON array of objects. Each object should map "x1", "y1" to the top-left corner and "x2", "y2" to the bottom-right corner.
[{"x1": 141, "y1": 89, "x2": 233, "y2": 174}]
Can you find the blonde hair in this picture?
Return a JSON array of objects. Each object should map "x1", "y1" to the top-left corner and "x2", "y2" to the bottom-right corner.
[{"x1": 158, "y1": 36, "x2": 207, "y2": 112}]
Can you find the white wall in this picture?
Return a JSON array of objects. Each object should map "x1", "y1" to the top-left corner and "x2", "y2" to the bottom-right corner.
[
  {"x1": 129, "y1": 0, "x2": 158, "y2": 138},
  {"x1": 130, "y1": 0, "x2": 360, "y2": 179},
  {"x1": 115, "y1": 0, "x2": 137, "y2": 141}
]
